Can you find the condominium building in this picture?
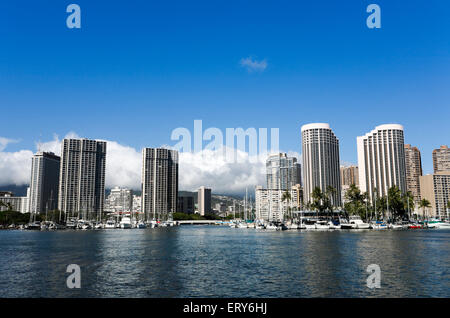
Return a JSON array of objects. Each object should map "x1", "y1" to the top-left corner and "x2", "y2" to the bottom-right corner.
[
  {"x1": 340, "y1": 165, "x2": 359, "y2": 203},
  {"x1": 105, "y1": 186, "x2": 133, "y2": 213},
  {"x1": 178, "y1": 195, "x2": 194, "y2": 214},
  {"x1": 255, "y1": 186, "x2": 299, "y2": 222},
  {"x1": 198, "y1": 186, "x2": 212, "y2": 216},
  {"x1": 29, "y1": 152, "x2": 60, "y2": 214},
  {"x1": 58, "y1": 138, "x2": 107, "y2": 219},
  {"x1": 357, "y1": 124, "x2": 407, "y2": 201},
  {"x1": 340, "y1": 165, "x2": 359, "y2": 187},
  {"x1": 0, "y1": 189, "x2": 30, "y2": 213},
  {"x1": 132, "y1": 195, "x2": 142, "y2": 213},
  {"x1": 432, "y1": 145, "x2": 450, "y2": 173},
  {"x1": 142, "y1": 148, "x2": 178, "y2": 220},
  {"x1": 419, "y1": 172, "x2": 450, "y2": 219},
  {"x1": 404, "y1": 144, "x2": 422, "y2": 202},
  {"x1": 301, "y1": 123, "x2": 341, "y2": 207},
  {"x1": 266, "y1": 153, "x2": 301, "y2": 190}
]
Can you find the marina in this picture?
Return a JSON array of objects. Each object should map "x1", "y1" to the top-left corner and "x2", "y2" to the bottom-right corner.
[{"x1": 0, "y1": 226, "x2": 448, "y2": 297}]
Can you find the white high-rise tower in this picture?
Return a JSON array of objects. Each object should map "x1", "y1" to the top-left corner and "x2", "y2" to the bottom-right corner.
[
  {"x1": 357, "y1": 124, "x2": 406, "y2": 201},
  {"x1": 301, "y1": 123, "x2": 341, "y2": 207}
]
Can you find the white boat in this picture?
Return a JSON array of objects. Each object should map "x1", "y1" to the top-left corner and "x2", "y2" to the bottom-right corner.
[
  {"x1": 288, "y1": 223, "x2": 299, "y2": 230},
  {"x1": 94, "y1": 223, "x2": 104, "y2": 229},
  {"x1": 345, "y1": 216, "x2": 370, "y2": 229},
  {"x1": 315, "y1": 220, "x2": 330, "y2": 230},
  {"x1": 104, "y1": 220, "x2": 116, "y2": 229},
  {"x1": 236, "y1": 222, "x2": 248, "y2": 229},
  {"x1": 434, "y1": 221, "x2": 450, "y2": 229},
  {"x1": 265, "y1": 223, "x2": 278, "y2": 231},
  {"x1": 390, "y1": 223, "x2": 404, "y2": 230},
  {"x1": 120, "y1": 217, "x2": 132, "y2": 229},
  {"x1": 370, "y1": 221, "x2": 388, "y2": 230},
  {"x1": 328, "y1": 220, "x2": 341, "y2": 229},
  {"x1": 148, "y1": 220, "x2": 158, "y2": 228}
]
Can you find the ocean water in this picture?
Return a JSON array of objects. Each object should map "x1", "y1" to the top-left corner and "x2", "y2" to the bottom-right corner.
[{"x1": 0, "y1": 226, "x2": 448, "y2": 297}]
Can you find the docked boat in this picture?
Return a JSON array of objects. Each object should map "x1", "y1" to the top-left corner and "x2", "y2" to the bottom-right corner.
[
  {"x1": 348, "y1": 216, "x2": 370, "y2": 229},
  {"x1": 148, "y1": 220, "x2": 158, "y2": 228},
  {"x1": 236, "y1": 222, "x2": 248, "y2": 229},
  {"x1": 119, "y1": 217, "x2": 132, "y2": 229},
  {"x1": 315, "y1": 220, "x2": 330, "y2": 230},
  {"x1": 328, "y1": 220, "x2": 341, "y2": 229},
  {"x1": 104, "y1": 219, "x2": 116, "y2": 229},
  {"x1": 265, "y1": 223, "x2": 278, "y2": 231},
  {"x1": 433, "y1": 221, "x2": 450, "y2": 229},
  {"x1": 137, "y1": 221, "x2": 146, "y2": 229},
  {"x1": 370, "y1": 221, "x2": 388, "y2": 230}
]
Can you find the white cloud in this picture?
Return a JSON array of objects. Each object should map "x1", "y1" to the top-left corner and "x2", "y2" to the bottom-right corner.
[
  {"x1": 0, "y1": 137, "x2": 19, "y2": 151},
  {"x1": 0, "y1": 134, "x2": 303, "y2": 195},
  {"x1": 240, "y1": 56, "x2": 268, "y2": 72}
]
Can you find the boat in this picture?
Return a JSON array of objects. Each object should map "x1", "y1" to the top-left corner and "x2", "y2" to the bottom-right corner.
[
  {"x1": 137, "y1": 221, "x2": 146, "y2": 229},
  {"x1": 265, "y1": 223, "x2": 278, "y2": 231},
  {"x1": 94, "y1": 223, "x2": 104, "y2": 229},
  {"x1": 370, "y1": 221, "x2": 388, "y2": 230},
  {"x1": 408, "y1": 223, "x2": 422, "y2": 229},
  {"x1": 347, "y1": 216, "x2": 370, "y2": 229},
  {"x1": 390, "y1": 223, "x2": 404, "y2": 230},
  {"x1": 328, "y1": 220, "x2": 341, "y2": 229},
  {"x1": 315, "y1": 220, "x2": 330, "y2": 230},
  {"x1": 119, "y1": 217, "x2": 132, "y2": 229},
  {"x1": 104, "y1": 219, "x2": 116, "y2": 229},
  {"x1": 236, "y1": 222, "x2": 248, "y2": 229},
  {"x1": 433, "y1": 221, "x2": 450, "y2": 229},
  {"x1": 148, "y1": 220, "x2": 158, "y2": 228}
]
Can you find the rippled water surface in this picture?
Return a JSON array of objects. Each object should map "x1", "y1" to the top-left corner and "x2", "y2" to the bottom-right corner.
[{"x1": 0, "y1": 226, "x2": 449, "y2": 297}]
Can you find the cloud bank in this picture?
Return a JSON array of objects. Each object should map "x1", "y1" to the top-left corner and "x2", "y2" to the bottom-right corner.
[{"x1": 0, "y1": 133, "x2": 303, "y2": 195}]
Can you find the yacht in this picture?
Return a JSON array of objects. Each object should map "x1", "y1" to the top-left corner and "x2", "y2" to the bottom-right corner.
[
  {"x1": 345, "y1": 216, "x2": 370, "y2": 229},
  {"x1": 328, "y1": 220, "x2": 341, "y2": 229},
  {"x1": 148, "y1": 220, "x2": 158, "y2": 228},
  {"x1": 370, "y1": 221, "x2": 388, "y2": 230},
  {"x1": 236, "y1": 222, "x2": 248, "y2": 229},
  {"x1": 120, "y1": 217, "x2": 132, "y2": 229},
  {"x1": 137, "y1": 221, "x2": 147, "y2": 229},
  {"x1": 315, "y1": 220, "x2": 330, "y2": 230},
  {"x1": 265, "y1": 223, "x2": 278, "y2": 231},
  {"x1": 104, "y1": 219, "x2": 116, "y2": 229}
]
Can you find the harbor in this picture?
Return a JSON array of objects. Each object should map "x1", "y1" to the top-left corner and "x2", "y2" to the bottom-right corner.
[{"x1": 0, "y1": 226, "x2": 448, "y2": 298}]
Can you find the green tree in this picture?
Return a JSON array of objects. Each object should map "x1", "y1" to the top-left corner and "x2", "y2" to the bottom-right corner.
[
  {"x1": 310, "y1": 187, "x2": 325, "y2": 213},
  {"x1": 281, "y1": 190, "x2": 292, "y2": 220},
  {"x1": 387, "y1": 186, "x2": 405, "y2": 221},
  {"x1": 324, "y1": 186, "x2": 336, "y2": 213},
  {"x1": 344, "y1": 184, "x2": 366, "y2": 219},
  {"x1": 418, "y1": 199, "x2": 431, "y2": 220}
]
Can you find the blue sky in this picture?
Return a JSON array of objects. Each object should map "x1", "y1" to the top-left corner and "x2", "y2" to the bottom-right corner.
[{"x1": 1, "y1": 0, "x2": 449, "y2": 177}]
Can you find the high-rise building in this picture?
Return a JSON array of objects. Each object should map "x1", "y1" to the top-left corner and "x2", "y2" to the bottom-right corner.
[
  {"x1": 340, "y1": 165, "x2": 359, "y2": 187},
  {"x1": 105, "y1": 186, "x2": 133, "y2": 213},
  {"x1": 419, "y1": 172, "x2": 450, "y2": 219},
  {"x1": 142, "y1": 148, "x2": 178, "y2": 220},
  {"x1": 340, "y1": 165, "x2": 359, "y2": 204},
  {"x1": 432, "y1": 145, "x2": 450, "y2": 173},
  {"x1": 198, "y1": 186, "x2": 212, "y2": 216},
  {"x1": 301, "y1": 123, "x2": 341, "y2": 207},
  {"x1": 0, "y1": 189, "x2": 30, "y2": 213},
  {"x1": 404, "y1": 144, "x2": 422, "y2": 203},
  {"x1": 255, "y1": 186, "x2": 299, "y2": 222},
  {"x1": 178, "y1": 195, "x2": 194, "y2": 214},
  {"x1": 58, "y1": 138, "x2": 107, "y2": 219},
  {"x1": 132, "y1": 195, "x2": 142, "y2": 213},
  {"x1": 357, "y1": 124, "x2": 406, "y2": 201},
  {"x1": 29, "y1": 152, "x2": 60, "y2": 214},
  {"x1": 266, "y1": 153, "x2": 301, "y2": 190}
]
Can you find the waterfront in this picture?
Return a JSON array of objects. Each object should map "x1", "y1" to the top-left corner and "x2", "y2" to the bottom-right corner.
[{"x1": 0, "y1": 226, "x2": 449, "y2": 297}]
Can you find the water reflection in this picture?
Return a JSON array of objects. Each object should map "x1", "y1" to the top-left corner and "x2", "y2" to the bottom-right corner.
[{"x1": 0, "y1": 227, "x2": 448, "y2": 297}]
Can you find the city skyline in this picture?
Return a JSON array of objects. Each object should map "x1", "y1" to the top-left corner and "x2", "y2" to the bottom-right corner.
[{"x1": 1, "y1": 1, "x2": 449, "y2": 195}]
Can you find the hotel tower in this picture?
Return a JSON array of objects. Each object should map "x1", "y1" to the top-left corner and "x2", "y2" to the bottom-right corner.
[{"x1": 301, "y1": 123, "x2": 341, "y2": 207}]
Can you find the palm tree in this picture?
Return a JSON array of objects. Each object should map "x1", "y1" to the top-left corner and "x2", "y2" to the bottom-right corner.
[
  {"x1": 281, "y1": 190, "x2": 292, "y2": 221},
  {"x1": 418, "y1": 199, "x2": 431, "y2": 221}
]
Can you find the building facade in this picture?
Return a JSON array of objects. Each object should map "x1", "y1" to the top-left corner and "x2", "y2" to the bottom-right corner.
[
  {"x1": 266, "y1": 153, "x2": 301, "y2": 190},
  {"x1": 301, "y1": 123, "x2": 341, "y2": 207},
  {"x1": 105, "y1": 186, "x2": 133, "y2": 213},
  {"x1": 198, "y1": 186, "x2": 212, "y2": 216},
  {"x1": 404, "y1": 144, "x2": 422, "y2": 203},
  {"x1": 142, "y1": 148, "x2": 178, "y2": 220},
  {"x1": 357, "y1": 124, "x2": 407, "y2": 201},
  {"x1": 255, "y1": 186, "x2": 299, "y2": 222},
  {"x1": 419, "y1": 172, "x2": 450, "y2": 219},
  {"x1": 0, "y1": 189, "x2": 29, "y2": 213},
  {"x1": 432, "y1": 145, "x2": 450, "y2": 173},
  {"x1": 29, "y1": 152, "x2": 60, "y2": 214},
  {"x1": 58, "y1": 138, "x2": 107, "y2": 219},
  {"x1": 177, "y1": 195, "x2": 194, "y2": 214}
]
